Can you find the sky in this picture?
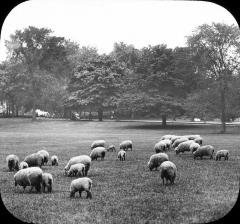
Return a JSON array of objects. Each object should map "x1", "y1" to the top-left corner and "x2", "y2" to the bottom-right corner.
[{"x1": 0, "y1": 0, "x2": 238, "y2": 62}]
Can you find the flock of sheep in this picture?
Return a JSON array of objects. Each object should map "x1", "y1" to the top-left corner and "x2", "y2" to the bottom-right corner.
[{"x1": 5, "y1": 135, "x2": 229, "y2": 199}]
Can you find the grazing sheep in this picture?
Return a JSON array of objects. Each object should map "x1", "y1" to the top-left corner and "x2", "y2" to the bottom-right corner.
[
  {"x1": 14, "y1": 167, "x2": 43, "y2": 192},
  {"x1": 37, "y1": 149, "x2": 49, "y2": 165},
  {"x1": 193, "y1": 137, "x2": 203, "y2": 145},
  {"x1": 6, "y1": 154, "x2": 19, "y2": 171},
  {"x1": 19, "y1": 161, "x2": 28, "y2": 170},
  {"x1": 215, "y1": 150, "x2": 229, "y2": 161},
  {"x1": 118, "y1": 150, "x2": 126, "y2": 161},
  {"x1": 107, "y1": 145, "x2": 116, "y2": 152},
  {"x1": 91, "y1": 140, "x2": 106, "y2": 150},
  {"x1": 51, "y1": 155, "x2": 59, "y2": 166},
  {"x1": 183, "y1": 135, "x2": 201, "y2": 140},
  {"x1": 190, "y1": 142, "x2": 201, "y2": 153},
  {"x1": 160, "y1": 161, "x2": 177, "y2": 185},
  {"x1": 64, "y1": 155, "x2": 91, "y2": 176},
  {"x1": 175, "y1": 140, "x2": 195, "y2": 154},
  {"x1": 154, "y1": 141, "x2": 167, "y2": 153},
  {"x1": 90, "y1": 147, "x2": 107, "y2": 161},
  {"x1": 70, "y1": 177, "x2": 92, "y2": 199},
  {"x1": 67, "y1": 163, "x2": 85, "y2": 177},
  {"x1": 170, "y1": 135, "x2": 181, "y2": 145},
  {"x1": 42, "y1": 173, "x2": 53, "y2": 193},
  {"x1": 162, "y1": 139, "x2": 171, "y2": 150},
  {"x1": 147, "y1": 153, "x2": 169, "y2": 171},
  {"x1": 120, "y1": 140, "x2": 133, "y2": 151},
  {"x1": 160, "y1": 135, "x2": 177, "y2": 141},
  {"x1": 172, "y1": 137, "x2": 189, "y2": 149},
  {"x1": 193, "y1": 145, "x2": 214, "y2": 160},
  {"x1": 24, "y1": 153, "x2": 44, "y2": 167}
]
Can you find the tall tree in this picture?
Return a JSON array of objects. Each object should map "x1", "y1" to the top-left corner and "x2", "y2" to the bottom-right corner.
[{"x1": 187, "y1": 23, "x2": 240, "y2": 132}]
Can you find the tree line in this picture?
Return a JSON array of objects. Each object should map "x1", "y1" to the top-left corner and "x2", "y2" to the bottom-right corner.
[{"x1": 0, "y1": 23, "x2": 240, "y2": 133}]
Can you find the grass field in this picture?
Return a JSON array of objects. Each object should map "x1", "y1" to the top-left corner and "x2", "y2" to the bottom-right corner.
[{"x1": 0, "y1": 118, "x2": 240, "y2": 224}]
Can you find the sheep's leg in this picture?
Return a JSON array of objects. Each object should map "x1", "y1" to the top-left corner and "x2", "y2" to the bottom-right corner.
[
  {"x1": 70, "y1": 190, "x2": 75, "y2": 198},
  {"x1": 86, "y1": 191, "x2": 92, "y2": 199},
  {"x1": 79, "y1": 191, "x2": 82, "y2": 198}
]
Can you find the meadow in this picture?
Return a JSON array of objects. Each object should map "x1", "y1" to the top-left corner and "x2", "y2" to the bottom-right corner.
[{"x1": 0, "y1": 118, "x2": 240, "y2": 224}]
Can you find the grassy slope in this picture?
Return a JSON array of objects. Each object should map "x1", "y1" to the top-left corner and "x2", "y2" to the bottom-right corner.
[{"x1": 0, "y1": 119, "x2": 239, "y2": 224}]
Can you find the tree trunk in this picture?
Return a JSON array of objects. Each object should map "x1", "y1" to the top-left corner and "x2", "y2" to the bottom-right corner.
[
  {"x1": 98, "y1": 108, "x2": 103, "y2": 121},
  {"x1": 131, "y1": 110, "x2": 135, "y2": 119},
  {"x1": 32, "y1": 102, "x2": 37, "y2": 121},
  {"x1": 89, "y1": 111, "x2": 92, "y2": 120},
  {"x1": 16, "y1": 105, "x2": 19, "y2": 117},
  {"x1": 162, "y1": 114, "x2": 167, "y2": 128},
  {"x1": 220, "y1": 88, "x2": 226, "y2": 133}
]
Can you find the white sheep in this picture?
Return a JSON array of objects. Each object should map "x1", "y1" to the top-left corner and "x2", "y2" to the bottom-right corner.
[
  {"x1": 91, "y1": 140, "x2": 106, "y2": 150},
  {"x1": 67, "y1": 163, "x2": 85, "y2": 177},
  {"x1": 154, "y1": 141, "x2": 167, "y2": 153},
  {"x1": 6, "y1": 154, "x2": 19, "y2": 171},
  {"x1": 193, "y1": 145, "x2": 214, "y2": 160},
  {"x1": 175, "y1": 140, "x2": 195, "y2": 154},
  {"x1": 160, "y1": 161, "x2": 177, "y2": 185},
  {"x1": 160, "y1": 135, "x2": 177, "y2": 141},
  {"x1": 19, "y1": 161, "x2": 28, "y2": 169},
  {"x1": 183, "y1": 134, "x2": 201, "y2": 140},
  {"x1": 37, "y1": 149, "x2": 50, "y2": 165},
  {"x1": 51, "y1": 155, "x2": 59, "y2": 166},
  {"x1": 120, "y1": 140, "x2": 133, "y2": 151},
  {"x1": 64, "y1": 155, "x2": 91, "y2": 176},
  {"x1": 189, "y1": 142, "x2": 201, "y2": 153},
  {"x1": 170, "y1": 135, "x2": 182, "y2": 145},
  {"x1": 24, "y1": 153, "x2": 44, "y2": 167},
  {"x1": 147, "y1": 153, "x2": 169, "y2": 171},
  {"x1": 14, "y1": 167, "x2": 43, "y2": 192},
  {"x1": 70, "y1": 177, "x2": 92, "y2": 199},
  {"x1": 90, "y1": 147, "x2": 107, "y2": 161},
  {"x1": 107, "y1": 145, "x2": 116, "y2": 152},
  {"x1": 215, "y1": 150, "x2": 229, "y2": 161},
  {"x1": 193, "y1": 137, "x2": 203, "y2": 145},
  {"x1": 118, "y1": 150, "x2": 126, "y2": 161},
  {"x1": 42, "y1": 173, "x2": 53, "y2": 193},
  {"x1": 172, "y1": 137, "x2": 189, "y2": 149}
]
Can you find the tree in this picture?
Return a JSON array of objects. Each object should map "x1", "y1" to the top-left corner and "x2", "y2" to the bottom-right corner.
[
  {"x1": 5, "y1": 26, "x2": 69, "y2": 120},
  {"x1": 67, "y1": 54, "x2": 126, "y2": 121},
  {"x1": 187, "y1": 23, "x2": 240, "y2": 132}
]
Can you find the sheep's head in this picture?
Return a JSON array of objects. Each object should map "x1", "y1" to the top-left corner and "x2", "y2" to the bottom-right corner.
[{"x1": 175, "y1": 148, "x2": 179, "y2": 155}]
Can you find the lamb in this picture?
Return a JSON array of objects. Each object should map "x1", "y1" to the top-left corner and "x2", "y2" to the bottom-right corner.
[
  {"x1": 42, "y1": 173, "x2": 53, "y2": 193},
  {"x1": 107, "y1": 145, "x2": 116, "y2": 152},
  {"x1": 91, "y1": 140, "x2": 106, "y2": 150},
  {"x1": 189, "y1": 142, "x2": 201, "y2": 153},
  {"x1": 6, "y1": 154, "x2": 19, "y2": 171},
  {"x1": 90, "y1": 147, "x2": 107, "y2": 160},
  {"x1": 147, "y1": 153, "x2": 169, "y2": 171},
  {"x1": 193, "y1": 145, "x2": 214, "y2": 160},
  {"x1": 118, "y1": 150, "x2": 126, "y2": 161},
  {"x1": 160, "y1": 161, "x2": 177, "y2": 185},
  {"x1": 64, "y1": 155, "x2": 91, "y2": 176},
  {"x1": 215, "y1": 150, "x2": 229, "y2": 161},
  {"x1": 70, "y1": 177, "x2": 92, "y2": 199},
  {"x1": 154, "y1": 141, "x2": 167, "y2": 153},
  {"x1": 24, "y1": 153, "x2": 44, "y2": 167},
  {"x1": 67, "y1": 163, "x2": 85, "y2": 177},
  {"x1": 14, "y1": 167, "x2": 43, "y2": 192},
  {"x1": 120, "y1": 140, "x2": 133, "y2": 151},
  {"x1": 172, "y1": 137, "x2": 189, "y2": 149},
  {"x1": 37, "y1": 149, "x2": 50, "y2": 165},
  {"x1": 19, "y1": 161, "x2": 28, "y2": 169},
  {"x1": 51, "y1": 155, "x2": 59, "y2": 166},
  {"x1": 175, "y1": 140, "x2": 195, "y2": 154}
]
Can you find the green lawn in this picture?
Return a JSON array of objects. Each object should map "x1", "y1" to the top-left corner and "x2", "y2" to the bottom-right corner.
[{"x1": 0, "y1": 118, "x2": 239, "y2": 224}]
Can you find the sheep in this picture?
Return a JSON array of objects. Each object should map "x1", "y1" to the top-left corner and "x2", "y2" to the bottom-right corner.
[
  {"x1": 14, "y1": 167, "x2": 43, "y2": 192},
  {"x1": 64, "y1": 155, "x2": 91, "y2": 176},
  {"x1": 193, "y1": 137, "x2": 203, "y2": 145},
  {"x1": 162, "y1": 139, "x2": 171, "y2": 150},
  {"x1": 193, "y1": 145, "x2": 214, "y2": 160},
  {"x1": 175, "y1": 140, "x2": 195, "y2": 154},
  {"x1": 42, "y1": 173, "x2": 53, "y2": 193},
  {"x1": 24, "y1": 153, "x2": 44, "y2": 167},
  {"x1": 118, "y1": 150, "x2": 126, "y2": 161},
  {"x1": 189, "y1": 142, "x2": 201, "y2": 153},
  {"x1": 154, "y1": 141, "x2": 167, "y2": 153},
  {"x1": 37, "y1": 149, "x2": 50, "y2": 165},
  {"x1": 120, "y1": 140, "x2": 133, "y2": 151},
  {"x1": 6, "y1": 154, "x2": 19, "y2": 171},
  {"x1": 70, "y1": 177, "x2": 92, "y2": 199},
  {"x1": 183, "y1": 135, "x2": 201, "y2": 140},
  {"x1": 160, "y1": 135, "x2": 177, "y2": 141},
  {"x1": 147, "y1": 153, "x2": 169, "y2": 171},
  {"x1": 90, "y1": 147, "x2": 107, "y2": 161},
  {"x1": 51, "y1": 155, "x2": 59, "y2": 166},
  {"x1": 160, "y1": 161, "x2": 177, "y2": 185},
  {"x1": 170, "y1": 135, "x2": 182, "y2": 145},
  {"x1": 67, "y1": 163, "x2": 85, "y2": 177},
  {"x1": 172, "y1": 137, "x2": 189, "y2": 149},
  {"x1": 19, "y1": 161, "x2": 28, "y2": 170},
  {"x1": 215, "y1": 150, "x2": 229, "y2": 161},
  {"x1": 107, "y1": 145, "x2": 116, "y2": 152},
  {"x1": 91, "y1": 140, "x2": 106, "y2": 150}
]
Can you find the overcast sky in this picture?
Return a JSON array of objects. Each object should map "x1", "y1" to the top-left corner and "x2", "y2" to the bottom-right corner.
[{"x1": 0, "y1": 0, "x2": 238, "y2": 62}]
